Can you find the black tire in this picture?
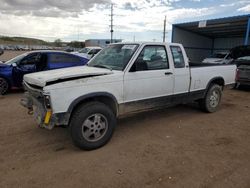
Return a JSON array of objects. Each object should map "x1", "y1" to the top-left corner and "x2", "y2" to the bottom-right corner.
[
  {"x1": 70, "y1": 101, "x2": 116, "y2": 150},
  {"x1": 0, "y1": 77, "x2": 9, "y2": 95},
  {"x1": 199, "y1": 84, "x2": 222, "y2": 113},
  {"x1": 233, "y1": 83, "x2": 239, "y2": 89}
]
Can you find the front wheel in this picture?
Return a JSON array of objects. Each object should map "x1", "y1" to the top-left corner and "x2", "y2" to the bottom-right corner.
[
  {"x1": 0, "y1": 77, "x2": 9, "y2": 95},
  {"x1": 199, "y1": 84, "x2": 222, "y2": 113},
  {"x1": 70, "y1": 102, "x2": 116, "y2": 150}
]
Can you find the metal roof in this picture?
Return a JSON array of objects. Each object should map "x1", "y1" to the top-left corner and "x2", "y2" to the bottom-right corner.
[{"x1": 173, "y1": 14, "x2": 250, "y2": 38}]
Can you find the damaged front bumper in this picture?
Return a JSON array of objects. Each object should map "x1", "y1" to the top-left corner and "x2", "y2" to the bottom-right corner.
[
  {"x1": 20, "y1": 92, "x2": 55, "y2": 129},
  {"x1": 20, "y1": 83, "x2": 70, "y2": 129}
]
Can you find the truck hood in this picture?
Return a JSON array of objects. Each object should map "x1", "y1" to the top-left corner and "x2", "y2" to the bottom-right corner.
[{"x1": 24, "y1": 66, "x2": 113, "y2": 87}]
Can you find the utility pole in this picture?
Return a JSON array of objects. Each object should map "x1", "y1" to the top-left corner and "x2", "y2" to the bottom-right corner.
[
  {"x1": 77, "y1": 26, "x2": 79, "y2": 41},
  {"x1": 110, "y1": 4, "x2": 114, "y2": 44},
  {"x1": 163, "y1": 16, "x2": 166, "y2": 42}
]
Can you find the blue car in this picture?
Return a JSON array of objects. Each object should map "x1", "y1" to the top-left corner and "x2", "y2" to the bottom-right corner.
[{"x1": 0, "y1": 51, "x2": 89, "y2": 94}]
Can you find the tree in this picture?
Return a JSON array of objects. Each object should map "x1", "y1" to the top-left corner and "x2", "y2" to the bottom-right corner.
[
  {"x1": 54, "y1": 39, "x2": 62, "y2": 47},
  {"x1": 68, "y1": 41, "x2": 85, "y2": 48}
]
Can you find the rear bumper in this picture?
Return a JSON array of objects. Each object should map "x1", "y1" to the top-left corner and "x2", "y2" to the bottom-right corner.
[
  {"x1": 237, "y1": 79, "x2": 250, "y2": 86},
  {"x1": 224, "y1": 83, "x2": 235, "y2": 89}
]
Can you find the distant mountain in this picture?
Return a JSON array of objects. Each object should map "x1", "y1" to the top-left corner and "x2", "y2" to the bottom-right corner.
[{"x1": 0, "y1": 36, "x2": 49, "y2": 45}]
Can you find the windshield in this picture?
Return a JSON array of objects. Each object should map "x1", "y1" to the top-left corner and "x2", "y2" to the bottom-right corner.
[
  {"x1": 78, "y1": 48, "x2": 90, "y2": 53},
  {"x1": 88, "y1": 44, "x2": 139, "y2": 71},
  {"x1": 5, "y1": 53, "x2": 27, "y2": 65}
]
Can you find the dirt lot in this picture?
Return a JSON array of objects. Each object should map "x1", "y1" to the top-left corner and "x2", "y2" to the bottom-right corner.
[
  {"x1": 0, "y1": 88, "x2": 249, "y2": 188},
  {"x1": 0, "y1": 52, "x2": 250, "y2": 187},
  {"x1": 0, "y1": 50, "x2": 26, "y2": 62}
]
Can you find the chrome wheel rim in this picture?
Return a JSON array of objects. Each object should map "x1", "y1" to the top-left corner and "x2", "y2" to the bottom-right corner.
[
  {"x1": 82, "y1": 113, "x2": 108, "y2": 142},
  {"x1": 0, "y1": 78, "x2": 8, "y2": 95},
  {"x1": 209, "y1": 90, "x2": 220, "y2": 108}
]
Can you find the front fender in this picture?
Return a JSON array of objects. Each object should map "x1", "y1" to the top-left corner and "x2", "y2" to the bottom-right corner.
[{"x1": 67, "y1": 92, "x2": 119, "y2": 115}]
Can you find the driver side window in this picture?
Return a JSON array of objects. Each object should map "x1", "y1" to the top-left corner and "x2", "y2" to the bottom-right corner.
[{"x1": 131, "y1": 45, "x2": 169, "y2": 71}]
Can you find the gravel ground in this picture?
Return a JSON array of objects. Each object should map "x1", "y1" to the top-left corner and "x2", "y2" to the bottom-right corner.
[
  {"x1": 0, "y1": 50, "x2": 26, "y2": 62},
  {"x1": 0, "y1": 51, "x2": 250, "y2": 188}
]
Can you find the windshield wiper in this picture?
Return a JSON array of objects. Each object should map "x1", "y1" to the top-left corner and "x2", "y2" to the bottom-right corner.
[{"x1": 92, "y1": 64, "x2": 112, "y2": 71}]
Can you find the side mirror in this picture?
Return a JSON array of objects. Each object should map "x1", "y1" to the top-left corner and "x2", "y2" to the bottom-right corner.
[{"x1": 12, "y1": 63, "x2": 17, "y2": 67}]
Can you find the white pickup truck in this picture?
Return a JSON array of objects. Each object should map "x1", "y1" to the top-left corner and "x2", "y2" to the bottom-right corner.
[{"x1": 21, "y1": 42, "x2": 236, "y2": 150}]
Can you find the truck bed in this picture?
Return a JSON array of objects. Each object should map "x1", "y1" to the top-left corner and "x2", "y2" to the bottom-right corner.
[{"x1": 189, "y1": 63, "x2": 236, "y2": 92}]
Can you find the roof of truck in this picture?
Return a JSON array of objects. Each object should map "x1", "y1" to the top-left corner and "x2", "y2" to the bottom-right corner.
[
  {"x1": 84, "y1": 46, "x2": 102, "y2": 49},
  {"x1": 111, "y1": 42, "x2": 179, "y2": 46}
]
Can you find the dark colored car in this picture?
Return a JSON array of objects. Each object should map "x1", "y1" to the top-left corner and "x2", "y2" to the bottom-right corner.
[
  {"x1": 0, "y1": 51, "x2": 89, "y2": 94},
  {"x1": 234, "y1": 56, "x2": 250, "y2": 87},
  {"x1": 229, "y1": 45, "x2": 250, "y2": 60}
]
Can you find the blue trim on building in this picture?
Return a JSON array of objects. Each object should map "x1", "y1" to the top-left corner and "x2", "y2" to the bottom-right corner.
[
  {"x1": 244, "y1": 17, "x2": 250, "y2": 45},
  {"x1": 173, "y1": 14, "x2": 250, "y2": 25}
]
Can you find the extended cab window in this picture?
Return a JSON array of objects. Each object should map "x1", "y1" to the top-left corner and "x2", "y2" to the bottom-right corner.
[
  {"x1": 50, "y1": 53, "x2": 81, "y2": 63},
  {"x1": 132, "y1": 45, "x2": 169, "y2": 71},
  {"x1": 170, "y1": 46, "x2": 185, "y2": 68}
]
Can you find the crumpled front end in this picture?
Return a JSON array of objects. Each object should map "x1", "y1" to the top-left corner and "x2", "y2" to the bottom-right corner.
[{"x1": 20, "y1": 81, "x2": 68, "y2": 130}]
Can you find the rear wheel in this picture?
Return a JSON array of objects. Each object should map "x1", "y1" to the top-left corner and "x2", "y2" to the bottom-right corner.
[
  {"x1": 0, "y1": 77, "x2": 9, "y2": 95},
  {"x1": 70, "y1": 101, "x2": 116, "y2": 150},
  {"x1": 199, "y1": 84, "x2": 222, "y2": 113}
]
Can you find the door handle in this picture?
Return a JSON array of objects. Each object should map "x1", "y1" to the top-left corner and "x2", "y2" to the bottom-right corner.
[{"x1": 165, "y1": 72, "x2": 173, "y2": 75}]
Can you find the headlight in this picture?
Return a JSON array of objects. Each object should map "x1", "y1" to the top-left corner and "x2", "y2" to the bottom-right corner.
[{"x1": 44, "y1": 95, "x2": 51, "y2": 109}]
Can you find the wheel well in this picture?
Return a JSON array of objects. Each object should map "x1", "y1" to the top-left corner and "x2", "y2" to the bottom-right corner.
[
  {"x1": 70, "y1": 95, "x2": 118, "y2": 117},
  {"x1": 209, "y1": 77, "x2": 225, "y2": 89}
]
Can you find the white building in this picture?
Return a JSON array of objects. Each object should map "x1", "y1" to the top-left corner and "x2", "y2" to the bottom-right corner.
[{"x1": 85, "y1": 39, "x2": 122, "y2": 48}]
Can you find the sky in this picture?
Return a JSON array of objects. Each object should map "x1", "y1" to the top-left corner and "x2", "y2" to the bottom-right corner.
[{"x1": 0, "y1": 0, "x2": 250, "y2": 42}]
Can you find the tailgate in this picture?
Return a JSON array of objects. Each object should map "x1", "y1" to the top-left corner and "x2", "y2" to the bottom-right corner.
[{"x1": 238, "y1": 65, "x2": 250, "y2": 79}]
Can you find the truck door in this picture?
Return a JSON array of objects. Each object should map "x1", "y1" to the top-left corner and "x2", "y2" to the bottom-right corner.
[
  {"x1": 169, "y1": 45, "x2": 190, "y2": 96},
  {"x1": 123, "y1": 45, "x2": 174, "y2": 113}
]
